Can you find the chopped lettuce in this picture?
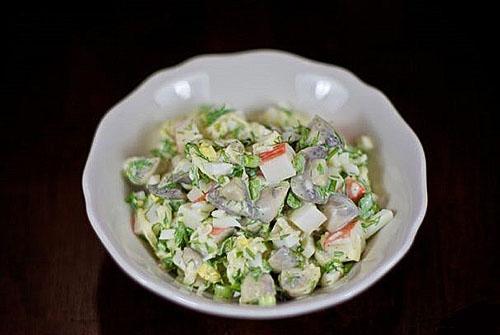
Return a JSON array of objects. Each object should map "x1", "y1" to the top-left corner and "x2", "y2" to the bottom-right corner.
[{"x1": 200, "y1": 105, "x2": 234, "y2": 126}]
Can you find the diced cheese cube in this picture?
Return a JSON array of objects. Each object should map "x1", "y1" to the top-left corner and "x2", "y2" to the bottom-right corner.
[
  {"x1": 289, "y1": 203, "x2": 327, "y2": 234},
  {"x1": 260, "y1": 154, "x2": 296, "y2": 184}
]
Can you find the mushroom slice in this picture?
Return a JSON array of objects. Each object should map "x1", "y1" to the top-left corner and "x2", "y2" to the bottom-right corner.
[
  {"x1": 268, "y1": 247, "x2": 299, "y2": 273},
  {"x1": 278, "y1": 263, "x2": 321, "y2": 298},
  {"x1": 308, "y1": 116, "x2": 344, "y2": 148},
  {"x1": 290, "y1": 146, "x2": 330, "y2": 204},
  {"x1": 171, "y1": 158, "x2": 192, "y2": 184},
  {"x1": 254, "y1": 181, "x2": 289, "y2": 223},
  {"x1": 206, "y1": 178, "x2": 258, "y2": 218},
  {"x1": 223, "y1": 140, "x2": 245, "y2": 165},
  {"x1": 147, "y1": 174, "x2": 186, "y2": 200},
  {"x1": 148, "y1": 184, "x2": 185, "y2": 200},
  {"x1": 240, "y1": 273, "x2": 276, "y2": 305},
  {"x1": 123, "y1": 157, "x2": 160, "y2": 185},
  {"x1": 321, "y1": 193, "x2": 359, "y2": 232},
  {"x1": 321, "y1": 269, "x2": 343, "y2": 287}
]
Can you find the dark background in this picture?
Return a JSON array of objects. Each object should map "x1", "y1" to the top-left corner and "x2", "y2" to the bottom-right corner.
[{"x1": 1, "y1": 1, "x2": 497, "y2": 334}]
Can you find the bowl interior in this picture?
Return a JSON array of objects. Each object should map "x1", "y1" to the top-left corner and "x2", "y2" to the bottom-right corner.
[{"x1": 83, "y1": 51, "x2": 426, "y2": 318}]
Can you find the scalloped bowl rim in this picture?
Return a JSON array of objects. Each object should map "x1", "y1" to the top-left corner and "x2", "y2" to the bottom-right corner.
[{"x1": 82, "y1": 49, "x2": 427, "y2": 319}]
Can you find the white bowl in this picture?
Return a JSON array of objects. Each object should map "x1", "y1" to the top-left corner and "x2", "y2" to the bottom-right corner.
[{"x1": 82, "y1": 50, "x2": 427, "y2": 319}]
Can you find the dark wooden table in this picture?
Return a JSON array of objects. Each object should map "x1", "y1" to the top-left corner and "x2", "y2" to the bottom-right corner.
[{"x1": 2, "y1": 2, "x2": 496, "y2": 334}]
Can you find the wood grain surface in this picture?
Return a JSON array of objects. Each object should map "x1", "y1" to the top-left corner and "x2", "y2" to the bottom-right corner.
[{"x1": 1, "y1": 1, "x2": 497, "y2": 334}]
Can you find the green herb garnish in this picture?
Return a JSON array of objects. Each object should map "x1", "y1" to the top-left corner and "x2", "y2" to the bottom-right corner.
[{"x1": 286, "y1": 192, "x2": 302, "y2": 209}]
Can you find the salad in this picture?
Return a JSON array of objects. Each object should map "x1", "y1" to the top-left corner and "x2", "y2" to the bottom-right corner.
[{"x1": 122, "y1": 105, "x2": 393, "y2": 305}]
